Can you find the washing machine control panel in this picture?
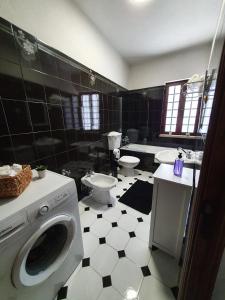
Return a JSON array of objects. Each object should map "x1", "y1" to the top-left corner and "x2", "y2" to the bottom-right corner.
[
  {"x1": 53, "y1": 191, "x2": 70, "y2": 207},
  {"x1": 28, "y1": 187, "x2": 73, "y2": 221}
]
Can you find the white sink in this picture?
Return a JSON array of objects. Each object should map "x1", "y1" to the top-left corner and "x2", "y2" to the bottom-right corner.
[{"x1": 155, "y1": 149, "x2": 202, "y2": 165}]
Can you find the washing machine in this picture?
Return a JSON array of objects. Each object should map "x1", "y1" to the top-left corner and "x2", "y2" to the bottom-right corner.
[{"x1": 0, "y1": 171, "x2": 84, "y2": 300}]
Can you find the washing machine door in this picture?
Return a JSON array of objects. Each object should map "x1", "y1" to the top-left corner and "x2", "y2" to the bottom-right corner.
[{"x1": 12, "y1": 214, "x2": 76, "y2": 287}]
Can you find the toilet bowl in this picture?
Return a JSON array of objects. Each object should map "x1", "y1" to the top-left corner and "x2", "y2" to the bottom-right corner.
[
  {"x1": 118, "y1": 156, "x2": 140, "y2": 177},
  {"x1": 81, "y1": 172, "x2": 117, "y2": 204}
]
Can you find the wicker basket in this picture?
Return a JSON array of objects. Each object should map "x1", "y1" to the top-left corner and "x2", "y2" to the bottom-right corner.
[{"x1": 0, "y1": 165, "x2": 32, "y2": 198}]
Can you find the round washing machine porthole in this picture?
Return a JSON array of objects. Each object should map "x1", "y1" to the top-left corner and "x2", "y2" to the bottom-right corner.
[{"x1": 12, "y1": 214, "x2": 76, "y2": 288}]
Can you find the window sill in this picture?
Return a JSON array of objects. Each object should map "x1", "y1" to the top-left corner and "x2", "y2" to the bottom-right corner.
[{"x1": 159, "y1": 134, "x2": 202, "y2": 140}]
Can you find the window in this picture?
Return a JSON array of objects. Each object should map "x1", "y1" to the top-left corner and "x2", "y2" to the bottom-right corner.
[
  {"x1": 81, "y1": 94, "x2": 100, "y2": 130},
  {"x1": 161, "y1": 80, "x2": 205, "y2": 136}
]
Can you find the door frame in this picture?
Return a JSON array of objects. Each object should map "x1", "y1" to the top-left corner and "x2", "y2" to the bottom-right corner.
[{"x1": 178, "y1": 40, "x2": 225, "y2": 299}]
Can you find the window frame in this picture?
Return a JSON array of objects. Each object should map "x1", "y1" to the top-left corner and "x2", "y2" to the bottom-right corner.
[
  {"x1": 161, "y1": 80, "x2": 202, "y2": 136},
  {"x1": 80, "y1": 93, "x2": 100, "y2": 131}
]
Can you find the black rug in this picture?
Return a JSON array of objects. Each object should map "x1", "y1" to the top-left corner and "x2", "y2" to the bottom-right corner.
[{"x1": 119, "y1": 180, "x2": 153, "y2": 214}]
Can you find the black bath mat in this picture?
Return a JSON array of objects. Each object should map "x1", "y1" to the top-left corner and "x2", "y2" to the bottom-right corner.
[{"x1": 119, "y1": 180, "x2": 153, "y2": 214}]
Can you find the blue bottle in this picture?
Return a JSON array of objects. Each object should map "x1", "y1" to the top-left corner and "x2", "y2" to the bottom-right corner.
[{"x1": 173, "y1": 152, "x2": 184, "y2": 177}]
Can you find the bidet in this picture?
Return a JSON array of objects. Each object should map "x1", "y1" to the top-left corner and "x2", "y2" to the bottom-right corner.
[{"x1": 81, "y1": 172, "x2": 118, "y2": 204}]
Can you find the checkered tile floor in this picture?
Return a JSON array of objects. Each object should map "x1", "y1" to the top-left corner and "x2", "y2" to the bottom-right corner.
[{"x1": 59, "y1": 170, "x2": 180, "y2": 300}]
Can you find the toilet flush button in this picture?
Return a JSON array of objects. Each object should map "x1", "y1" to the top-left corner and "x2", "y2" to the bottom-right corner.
[{"x1": 39, "y1": 205, "x2": 49, "y2": 215}]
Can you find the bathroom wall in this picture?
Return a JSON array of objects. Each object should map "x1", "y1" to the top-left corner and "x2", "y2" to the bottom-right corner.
[
  {"x1": 128, "y1": 43, "x2": 211, "y2": 90},
  {"x1": 122, "y1": 87, "x2": 203, "y2": 150},
  {"x1": 0, "y1": 17, "x2": 125, "y2": 196},
  {"x1": 0, "y1": 0, "x2": 129, "y2": 88}
]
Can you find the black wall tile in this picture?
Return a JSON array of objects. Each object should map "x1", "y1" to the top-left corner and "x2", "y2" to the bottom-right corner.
[
  {"x1": 51, "y1": 130, "x2": 68, "y2": 153},
  {"x1": 0, "y1": 17, "x2": 124, "y2": 197},
  {"x1": 48, "y1": 104, "x2": 64, "y2": 130},
  {"x1": 24, "y1": 80, "x2": 46, "y2": 102},
  {"x1": 11, "y1": 133, "x2": 36, "y2": 164},
  {"x1": 2, "y1": 100, "x2": 32, "y2": 134},
  {"x1": 45, "y1": 86, "x2": 61, "y2": 105},
  {"x1": 28, "y1": 102, "x2": 50, "y2": 131},
  {"x1": 57, "y1": 60, "x2": 80, "y2": 84},
  {"x1": 0, "y1": 100, "x2": 9, "y2": 136},
  {"x1": 55, "y1": 151, "x2": 69, "y2": 171},
  {"x1": 0, "y1": 59, "x2": 25, "y2": 100},
  {"x1": 39, "y1": 49, "x2": 58, "y2": 76},
  {"x1": 0, "y1": 28, "x2": 19, "y2": 64},
  {"x1": 33, "y1": 131, "x2": 54, "y2": 159},
  {"x1": 66, "y1": 129, "x2": 78, "y2": 149},
  {"x1": 80, "y1": 70, "x2": 91, "y2": 88},
  {"x1": 0, "y1": 136, "x2": 15, "y2": 164}
]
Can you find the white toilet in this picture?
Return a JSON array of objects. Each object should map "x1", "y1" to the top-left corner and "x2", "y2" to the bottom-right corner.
[
  {"x1": 81, "y1": 172, "x2": 117, "y2": 204},
  {"x1": 119, "y1": 155, "x2": 140, "y2": 177}
]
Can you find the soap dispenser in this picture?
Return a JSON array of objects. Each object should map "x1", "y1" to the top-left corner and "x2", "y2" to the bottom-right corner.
[{"x1": 173, "y1": 152, "x2": 184, "y2": 177}]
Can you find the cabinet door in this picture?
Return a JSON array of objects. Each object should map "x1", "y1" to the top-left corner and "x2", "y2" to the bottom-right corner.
[{"x1": 152, "y1": 180, "x2": 191, "y2": 259}]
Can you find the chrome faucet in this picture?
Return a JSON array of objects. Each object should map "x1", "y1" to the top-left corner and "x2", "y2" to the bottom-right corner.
[
  {"x1": 177, "y1": 147, "x2": 192, "y2": 159},
  {"x1": 86, "y1": 169, "x2": 94, "y2": 177}
]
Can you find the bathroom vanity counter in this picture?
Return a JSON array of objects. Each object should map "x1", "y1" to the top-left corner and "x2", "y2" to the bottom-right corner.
[
  {"x1": 149, "y1": 164, "x2": 200, "y2": 260},
  {"x1": 153, "y1": 163, "x2": 200, "y2": 187}
]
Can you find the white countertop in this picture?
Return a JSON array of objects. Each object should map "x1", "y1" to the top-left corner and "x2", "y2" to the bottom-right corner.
[{"x1": 153, "y1": 164, "x2": 200, "y2": 188}]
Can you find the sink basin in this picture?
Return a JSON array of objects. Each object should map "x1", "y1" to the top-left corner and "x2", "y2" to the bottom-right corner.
[{"x1": 155, "y1": 149, "x2": 197, "y2": 164}]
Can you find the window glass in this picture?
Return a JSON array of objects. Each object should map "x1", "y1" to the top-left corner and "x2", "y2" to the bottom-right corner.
[{"x1": 81, "y1": 94, "x2": 100, "y2": 130}]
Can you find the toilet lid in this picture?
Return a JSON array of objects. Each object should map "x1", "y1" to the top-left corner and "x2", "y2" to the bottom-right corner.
[{"x1": 119, "y1": 156, "x2": 140, "y2": 163}]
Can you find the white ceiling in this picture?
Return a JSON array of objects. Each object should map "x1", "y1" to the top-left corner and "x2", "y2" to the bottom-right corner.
[{"x1": 74, "y1": 0, "x2": 222, "y2": 64}]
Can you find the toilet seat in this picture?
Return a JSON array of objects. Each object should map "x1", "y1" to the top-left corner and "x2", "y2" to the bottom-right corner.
[{"x1": 119, "y1": 156, "x2": 140, "y2": 164}]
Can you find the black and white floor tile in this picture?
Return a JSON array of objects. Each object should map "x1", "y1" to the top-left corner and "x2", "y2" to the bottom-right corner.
[{"x1": 61, "y1": 170, "x2": 180, "y2": 300}]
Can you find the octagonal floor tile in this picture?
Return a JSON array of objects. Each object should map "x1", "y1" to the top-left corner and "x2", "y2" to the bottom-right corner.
[
  {"x1": 91, "y1": 218, "x2": 112, "y2": 238},
  {"x1": 80, "y1": 211, "x2": 97, "y2": 228},
  {"x1": 98, "y1": 287, "x2": 123, "y2": 300},
  {"x1": 138, "y1": 276, "x2": 174, "y2": 300},
  {"x1": 142, "y1": 213, "x2": 151, "y2": 224},
  {"x1": 103, "y1": 207, "x2": 122, "y2": 222},
  {"x1": 111, "y1": 257, "x2": 143, "y2": 295},
  {"x1": 66, "y1": 267, "x2": 102, "y2": 300},
  {"x1": 91, "y1": 244, "x2": 118, "y2": 276},
  {"x1": 135, "y1": 222, "x2": 150, "y2": 243},
  {"x1": 107, "y1": 227, "x2": 129, "y2": 250},
  {"x1": 118, "y1": 214, "x2": 138, "y2": 232},
  {"x1": 82, "y1": 232, "x2": 99, "y2": 257},
  {"x1": 125, "y1": 237, "x2": 151, "y2": 266}
]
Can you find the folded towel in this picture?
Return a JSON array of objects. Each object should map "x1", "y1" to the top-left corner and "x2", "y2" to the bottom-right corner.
[
  {"x1": 12, "y1": 164, "x2": 22, "y2": 172},
  {"x1": 0, "y1": 164, "x2": 22, "y2": 176},
  {"x1": 0, "y1": 165, "x2": 11, "y2": 176}
]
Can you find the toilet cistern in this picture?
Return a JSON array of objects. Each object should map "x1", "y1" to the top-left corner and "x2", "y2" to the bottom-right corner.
[
  {"x1": 107, "y1": 131, "x2": 122, "y2": 150},
  {"x1": 107, "y1": 131, "x2": 122, "y2": 178}
]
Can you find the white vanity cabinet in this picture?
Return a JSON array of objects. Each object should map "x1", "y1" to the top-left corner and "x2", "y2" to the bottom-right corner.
[{"x1": 149, "y1": 164, "x2": 199, "y2": 260}]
